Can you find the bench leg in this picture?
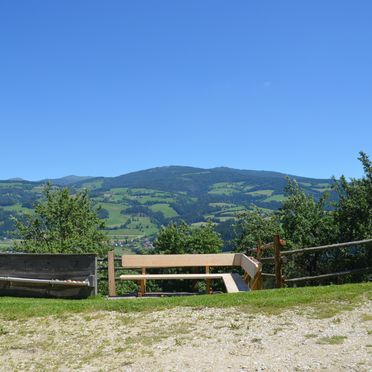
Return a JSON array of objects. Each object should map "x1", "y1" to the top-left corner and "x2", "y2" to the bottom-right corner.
[
  {"x1": 205, "y1": 266, "x2": 212, "y2": 294},
  {"x1": 139, "y1": 268, "x2": 146, "y2": 297}
]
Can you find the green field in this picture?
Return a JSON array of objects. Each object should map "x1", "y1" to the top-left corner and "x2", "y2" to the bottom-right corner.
[
  {"x1": 149, "y1": 204, "x2": 178, "y2": 218},
  {"x1": 99, "y1": 203, "x2": 127, "y2": 226},
  {"x1": 247, "y1": 189, "x2": 274, "y2": 197},
  {"x1": 264, "y1": 194, "x2": 287, "y2": 202},
  {"x1": 3, "y1": 204, "x2": 32, "y2": 214}
]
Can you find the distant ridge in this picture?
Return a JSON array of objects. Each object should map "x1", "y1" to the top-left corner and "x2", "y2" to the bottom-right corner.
[
  {"x1": 41, "y1": 175, "x2": 95, "y2": 186},
  {"x1": 0, "y1": 166, "x2": 335, "y2": 246}
]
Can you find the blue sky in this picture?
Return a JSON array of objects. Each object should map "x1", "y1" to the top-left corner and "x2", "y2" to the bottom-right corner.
[{"x1": 0, "y1": 1, "x2": 371, "y2": 181}]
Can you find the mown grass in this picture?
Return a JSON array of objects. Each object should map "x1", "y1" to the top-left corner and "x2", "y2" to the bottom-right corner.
[{"x1": 0, "y1": 282, "x2": 370, "y2": 320}]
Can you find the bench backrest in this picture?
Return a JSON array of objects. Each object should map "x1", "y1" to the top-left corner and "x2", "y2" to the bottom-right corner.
[
  {"x1": 122, "y1": 253, "x2": 241, "y2": 268},
  {"x1": 121, "y1": 253, "x2": 261, "y2": 279}
]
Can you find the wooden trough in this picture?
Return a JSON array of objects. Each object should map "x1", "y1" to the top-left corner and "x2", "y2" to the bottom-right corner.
[{"x1": 0, "y1": 253, "x2": 97, "y2": 299}]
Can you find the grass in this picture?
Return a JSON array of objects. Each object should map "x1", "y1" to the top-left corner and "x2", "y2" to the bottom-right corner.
[
  {"x1": 361, "y1": 314, "x2": 372, "y2": 321},
  {"x1": 100, "y1": 202, "x2": 127, "y2": 226},
  {"x1": 316, "y1": 335, "x2": 347, "y2": 345},
  {"x1": 264, "y1": 194, "x2": 287, "y2": 202},
  {"x1": 149, "y1": 203, "x2": 178, "y2": 218},
  {"x1": 247, "y1": 189, "x2": 274, "y2": 197},
  {"x1": 3, "y1": 204, "x2": 32, "y2": 213},
  {"x1": 0, "y1": 282, "x2": 370, "y2": 320}
]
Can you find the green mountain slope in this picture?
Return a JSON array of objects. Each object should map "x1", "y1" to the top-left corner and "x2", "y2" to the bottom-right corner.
[{"x1": 0, "y1": 166, "x2": 335, "y2": 248}]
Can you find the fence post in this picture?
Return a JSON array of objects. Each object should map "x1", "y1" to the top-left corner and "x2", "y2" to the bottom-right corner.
[
  {"x1": 274, "y1": 235, "x2": 284, "y2": 288},
  {"x1": 108, "y1": 250, "x2": 117, "y2": 297}
]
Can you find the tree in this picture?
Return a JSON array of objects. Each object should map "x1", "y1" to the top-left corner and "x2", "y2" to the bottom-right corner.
[
  {"x1": 13, "y1": 184, "x2": 108, "y2": 255},
  {"x1": 280, "y1": 178, "x2": 336, "y2": 248},
  {"x1": 333, "y1": 151, "x2": 372, "y2": 242},
  {"x1": 153, "y1": 221, "x2": 223, "y2": 254},
  {"x1": 151, "y1": 221, "x2": 222, "y2": 292},
  {"x1": 233, "y1": 206, "x2": 282, "y2": 252}
]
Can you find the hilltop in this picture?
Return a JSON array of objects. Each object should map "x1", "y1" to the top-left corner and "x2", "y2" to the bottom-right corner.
[{"x1": 0, "y1": 166, "x2": 335, "y2": 249}]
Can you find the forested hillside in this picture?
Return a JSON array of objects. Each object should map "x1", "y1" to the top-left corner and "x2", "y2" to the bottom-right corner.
[{"x1": 0, "y1": 166, "x2": 335, "y2": 249}]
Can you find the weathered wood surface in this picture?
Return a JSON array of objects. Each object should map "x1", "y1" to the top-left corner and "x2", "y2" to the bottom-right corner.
[
  {"x1": 107, "y1": 250, "x2": 117, "y2": 297},
  {"x1": 120, "y1": 273, "x2": 227, "y2": 280},
  {"x1": 116, "y1": 253, "x2": 262, "y2": 296},
  {"x1": 121, "y1": 253, "x2": 241, "y2": 268},
  {"x1": 240, "y1": 254, "x2": 261, "y2": 279},
  {"x1": 0, "y1": 276, "x2": 89, "y2": 287},
  {"x1": 285, "y1": 267, "x2": 371, "y2": 282},
  {"x1": 0, "y1": 253, "x2": 97, "y2": 298},
  {"x1": 227, "y1": 273, "x2": 249, "y2": 292},
  {"x1": 119, "y1": 272, "x2": 250, "y2": 293},
  {"x1": 280, "y1": 238, "x2": 372, "y2": 256}
]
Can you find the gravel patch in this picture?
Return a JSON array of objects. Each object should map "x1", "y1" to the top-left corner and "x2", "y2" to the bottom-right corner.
[{"x1": 0, "y1": 301, "x2": 371, "y2": 371}]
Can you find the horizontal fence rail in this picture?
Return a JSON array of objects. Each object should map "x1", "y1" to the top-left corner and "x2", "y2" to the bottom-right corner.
[
  {"x1": 259, "y1": 238, "x2": 372, "y2": 262},
  {"x1": 256, "y1": 236, "x2": 371, "y2": 288},
  {"x1": 280, "y1": 238, "x2": 372, "y2": 256},
  {"x1": 284, "y1": 267, "x2": 371, "y2": 283}
]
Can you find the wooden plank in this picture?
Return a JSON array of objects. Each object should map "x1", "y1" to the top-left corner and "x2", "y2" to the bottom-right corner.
[
  {"x1": 0, "y1": 276, "x2": 89, "y2": 287},
  {"x1": 205, "y1": 265, "x2": 211, "y2": 294},
  {"x1": 230, "y1": 273, "x2": 249, "y2": 291},
  {"x1": 120, "y1": 273, "x2": 226, "y2": 280},
  {"x1": 261, "y1": 272, "x2": 276, "y2": 277},
  {"x1": 221, "y1": 274, "x2": 240, "y2": 293},
  {"x1": 274, "y1": 235, "x2": 284, "y2": 288},
  {"x1": 240, "y1": 254, "x2": 260, "y2": 279},
  {"x1": 121, "y1": 253, "x2": 241, "y2": 268},
  {"x1": 280, "y1": 238, "x2": 372, "y2": 256},
  {"x1": 107, "y1": 250, "x2": 117, "y2": 297},
  {"x1": 285, "y1": 267, "x2": 371, "y2": 282},
  {"x1": 139, "y1": 267, "x2": 146, "y2": 297}
]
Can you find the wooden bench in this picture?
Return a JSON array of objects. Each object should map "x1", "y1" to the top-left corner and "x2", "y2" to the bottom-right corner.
[{"x1": 108, "y1": 252, "x2": 262, "y2": 296}]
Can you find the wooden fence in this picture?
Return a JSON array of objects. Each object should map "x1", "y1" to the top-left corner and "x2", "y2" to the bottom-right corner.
[{"x1": 251, "y1": 236, "x2": 372, "y2": 288}]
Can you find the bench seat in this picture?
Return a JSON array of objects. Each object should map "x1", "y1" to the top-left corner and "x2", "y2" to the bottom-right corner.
[{"x1": 119, "y1": 272, "x2": 249, "y2": 293}]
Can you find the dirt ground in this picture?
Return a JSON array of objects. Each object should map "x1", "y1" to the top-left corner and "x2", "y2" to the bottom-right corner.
[{"x1": 0, "y1": 300, "x2": 371, "y2": 372}]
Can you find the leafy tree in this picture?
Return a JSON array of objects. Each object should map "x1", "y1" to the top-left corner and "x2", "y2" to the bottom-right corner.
[
  {"x1": 278, "y1": 179, "x2": 337, "y2": 278},
  {"x1": 13, "y1": 184, "x2": 108, "y2": 255},
  {"x1": 329, "y1": 152, "x2": 372, "y2": 278},
  {"x1": 151, "y1": 221, "x2": 222, "y2": 292},
  {"x1": 233, "y1": 206, "x2": 282, "y2": 252},
  {"x1": 333, "y1": 151, "x2": 372, "y2": 242},
  {"x1": 280, "y1": 178, "x2": 336, "y2": 248},
  {"x1": 153, "y1": 221, "x2": 222, "y2": 254}
]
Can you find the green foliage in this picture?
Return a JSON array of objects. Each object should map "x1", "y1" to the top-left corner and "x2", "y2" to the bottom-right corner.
[
  {"x1": 151, "y1": 221, "x2": 223, "y2": 292},
  {"x1": 0, "y1": 167, "x2": 335, "y2": 249},
  {"x1": 233, "y1": 207, "x2": 282, "y2": 252},
  {"x1": 333, "y1": 152, "x2": 372, "y2": 242},
  {"x1": 232, "y1": 154, "x2": 371, "y2": 284},
  {"x1": 13, "y1": 184, "x2": 108, "y2": 255},
  {"x1": 280, "y1": 178, "x2": 336, "y2": 248},
  {"x1": 153, "y1": 221, "x2": 223, "y2": 254}
]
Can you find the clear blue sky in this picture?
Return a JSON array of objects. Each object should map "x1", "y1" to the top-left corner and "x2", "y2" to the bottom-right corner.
[{"x1": 1, "y1": 1, "x2": 371, "y2": 181}]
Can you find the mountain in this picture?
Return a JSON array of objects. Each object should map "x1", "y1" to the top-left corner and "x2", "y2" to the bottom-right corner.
[
  {"x1": 41, "y1": 175, "x2": 94, "y2": 186},
  {"x1": 0, "y1": 166, "x2": 335, "y2": 249}
]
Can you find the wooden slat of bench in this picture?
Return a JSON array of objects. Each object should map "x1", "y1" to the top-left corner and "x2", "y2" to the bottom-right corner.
[
  {"x1": 121, "y1": 254, "x2": 241, "y2": 268},
  {"x1": 230, "y1": 273, "x2": 249, "y2": 292},
  {"x1": 240, "y1": 254, "x2": 261, "y2": 279},
  {"x1": 221, "y1": 274, "x2": 240, "y2": 293},
  {"x1": 120, "y1": 273, "x2": 225, "y2": 280}
]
